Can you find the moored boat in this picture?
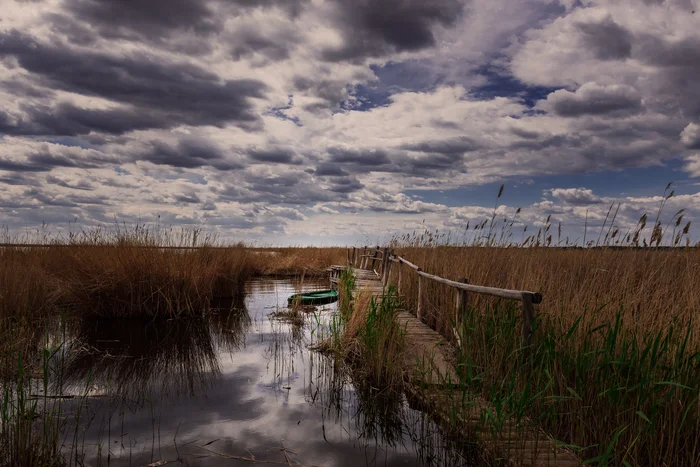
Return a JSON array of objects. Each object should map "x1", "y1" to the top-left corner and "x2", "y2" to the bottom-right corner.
[{"x1": 287, "y1": 289, "x2": 338, "y2": 306}]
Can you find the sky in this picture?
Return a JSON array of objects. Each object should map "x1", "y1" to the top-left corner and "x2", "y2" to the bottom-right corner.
[{"x1": 1, "y1": 0, "x2": 699, "y2": 246}]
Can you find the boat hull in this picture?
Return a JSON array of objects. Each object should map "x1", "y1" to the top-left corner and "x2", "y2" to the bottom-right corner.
[{"x1": 287, "y1": 289, "x2": 338, "y2": 306}]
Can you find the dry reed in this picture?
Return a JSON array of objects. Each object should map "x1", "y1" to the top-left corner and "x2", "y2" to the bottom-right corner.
[
  {"x1": 381, "y1": 245, "x2": 700, "y2": 466},
  {"x1": 391, "y1": 246, "x2": 700, "y2": 343},
  {"x1": 246, "y1": 247, "x2": 346, "y2": 276}
]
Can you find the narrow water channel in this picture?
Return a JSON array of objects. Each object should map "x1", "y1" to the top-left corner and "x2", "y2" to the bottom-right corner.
[{"x1": 45, "y1": 278, "x2": 469, "y2": 466}]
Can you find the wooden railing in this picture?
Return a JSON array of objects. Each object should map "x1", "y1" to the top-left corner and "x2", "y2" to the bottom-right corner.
[{"x1": 348, "y1": 246, "x2": 542, "y2": 354}]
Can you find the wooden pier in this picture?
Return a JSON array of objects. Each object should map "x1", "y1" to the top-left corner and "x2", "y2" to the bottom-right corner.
[{"x1": 330, "y1": 247, "x2": 580, "y2": 467}]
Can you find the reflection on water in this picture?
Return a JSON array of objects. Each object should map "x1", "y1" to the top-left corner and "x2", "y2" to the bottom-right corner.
[{"x1": 49, "y1": 279, "x2": 470, "y2": 466}]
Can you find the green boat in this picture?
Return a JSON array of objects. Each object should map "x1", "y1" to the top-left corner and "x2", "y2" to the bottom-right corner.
[{"x1": 288, "y1": 289, "x2": 338, "y2": 306}]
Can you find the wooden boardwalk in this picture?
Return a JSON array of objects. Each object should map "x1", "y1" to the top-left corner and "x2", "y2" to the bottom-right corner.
[{"x1": 329, "y1": 264, "x2": 580, "y2": 467}]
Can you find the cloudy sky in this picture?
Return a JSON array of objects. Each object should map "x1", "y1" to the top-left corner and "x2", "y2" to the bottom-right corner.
[{"x1": 1, "y1": 0, "x2": 699, "y2": 245}]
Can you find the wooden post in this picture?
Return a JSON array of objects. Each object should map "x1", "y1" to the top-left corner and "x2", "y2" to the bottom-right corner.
[
  {"x1": 384, "y1": 259, "x2": 393, "y2": 288},
  {"x1": 370, "y1": 246, "x2": 379, "y2": 271},
  {"x1": 521, "y1": 292, "x2": 535, "y2": 362},
  {"x1": 397, "y1": 262, "x2": 403, "y2": 295},
  {"x1": 454, "y1": 277, "x2": 469, "y2": 346},
  {"x1": 380, "y1": 247, "x2": 388, "y2": 283},
  {"x1": 347, "y1": 248, "x2": 351, "y2": 267},
  {"x1": 417, "y1": 273, "x2": 424, "y2": 322},
  {"x1": 360, "y1": 246, "x2": 367, "y2": 269}
]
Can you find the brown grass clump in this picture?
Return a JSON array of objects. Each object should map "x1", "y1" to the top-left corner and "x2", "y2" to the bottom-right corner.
[
  {"x1": 336, "y1": 284, "x2": 405, "y2": 392},
  {"x1": 50, "y1": 245, "x2": 250, "y2": 318},
  {"x1": 0, "y1": 226, "x2": 253, "y2": 366},
  {"x1": 247, "y1": 247, "x2": 346, "y2": 276},
  {"x1": 0, "y1": 248, "x2": 57, "y2": 375}
]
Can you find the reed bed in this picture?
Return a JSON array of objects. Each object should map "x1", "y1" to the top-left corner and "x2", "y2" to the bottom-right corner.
[
  {"x1": 330, "y1": 271, "x2": 405, "y2": 393},
  {"x1": 0, "y1": 230, "x2": 345, "y2": 375},
  {"x1": 50, "y1": 245, "x2": 250, "y2": 317},
  {"x1": 0, "y1": 228, "x2": 251, "y2": 377},
  {"x1": 392, "y1": 246, "x2": 700, "y2": 342},
  {"x1": 383, "y1": 246, "x2": 700, "y2": 465},
  {"x1": 247, "y1": 247, "x2": 346, "y2": 276},
  {"x1": 0, "y1": 248, "x2": 58, "y2": 380}
]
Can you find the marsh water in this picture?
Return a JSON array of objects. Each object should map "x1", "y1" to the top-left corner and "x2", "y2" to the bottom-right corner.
[{"x1": 41, "y1": 278, "x2": 469, "y2": 466}]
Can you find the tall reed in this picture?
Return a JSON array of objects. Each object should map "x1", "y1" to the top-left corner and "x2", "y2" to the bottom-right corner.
[
  {"x1": 333, "y1": 275, "x2": 405, "y2": 392},
  {"x1": 450, "y1": 301, "x2": 700, "y2": 466}
]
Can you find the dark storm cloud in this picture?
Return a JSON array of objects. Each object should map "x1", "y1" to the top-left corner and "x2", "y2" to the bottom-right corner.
[
  {"x1": 44, "y1": 13, "x2": 99, "y2": 46},
  {"x1": 61, "y1": 0, "x2": 310, "y2": 48},
  {"x1": 231, "y1": 27, "x2": 301, "y2": 63},
  {"x1": 510, "y1": 126, "x2": 543, "y2": 140},
  {"x1": 636, "y1": 34, "x2": 700, "y2": 69},
  {"x1": 139, "y1": 139, "x2": 244, "y2": 170},
  {"x1": 245, "y1": 171, "x2": 303, "y2": 191},
  {"x1": 0, "y1": 173, "x2": 35, "y2": 186},
  {"x1": 0, "y1": 31, "x2": 267, "y2": 131},
  {"x1": 224, "y1": 0, "x2": 309, "y2": 15},
  {"x1": 0, "y1": 159, "x2": 47, "y2": 172},
  {"x1": 22, "y1": 187, "x2": 110, "y2": 207},
  {"x1": 635, "y1": 35, "x2": 700, "y2": 118},
  {"x1": 325, "y1": 145, "x2": 470, "y2": 178},
  {"x1": 27, "y1": 150, "x2": 120, "y2": 169},
  {"x1": 544, "y1": 84, "x2": 642, "y2": 117},
  {"x1": 405, "y1": 153, "x2": 464, "y2": 171},
  {"x1": 246, "y1": 147, "x2": 301, "y2": 164},
  {"x1": 63, "y1": 0, "x2": 219, "y2": 42},
  {"x1": 1, "y1": 79, "x2": 55, "y2": 99},
  {"x1": 328, "y1": 176, "x2": 364, "y2": 193},
  {"x1": 401, "y1": 136, "x2": 480, "y2": 155},
  {"x1": 173, "y1": 192, "x2": 202, "y2": 204},
  {"x1": 576, "y1": 17, "x2": 633, "y2": 61},
  {"x1": 293, "y1": 76, "x2": 348, "y2": 103},
  {"x1": 327, "y1": 147, "x2": 392, "y2": 166},
  {"x1": 0, "y1": 147, "x2": 119, "y2": 173},
  {"x1": 322, "y1": 0, "x2": 465, "y2": 62},
  {"x1": 46, "y1": 174, "x2": 95, "y2": 191},
  {"x1": 0, "y1": 104, "x2": 171, "y2": 137},
  {"x1": 210, "y1": 170, "x2": 344, "y2": 206},
  {"x1": 314, "y1": 163, "x2": 349, "y2": 177}
]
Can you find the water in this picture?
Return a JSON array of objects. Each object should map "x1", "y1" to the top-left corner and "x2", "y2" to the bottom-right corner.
[{"x1": 44, "y1": 278, "x2": 469, "y2": 466}]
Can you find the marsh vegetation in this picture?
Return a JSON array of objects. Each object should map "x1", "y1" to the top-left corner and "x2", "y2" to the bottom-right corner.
[{"x1": 2, "y1": 185, "x2": 700, "y2": 466}]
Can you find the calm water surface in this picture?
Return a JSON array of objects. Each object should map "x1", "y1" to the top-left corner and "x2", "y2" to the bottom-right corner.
[{"x1": 48, "y1": 279, "x2": 468, "y2": 466}]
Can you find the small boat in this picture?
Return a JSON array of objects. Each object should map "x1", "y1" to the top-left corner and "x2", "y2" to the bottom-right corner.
[{"x1": 288, "y1": 289, "x2": 339, "y2": 306}]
